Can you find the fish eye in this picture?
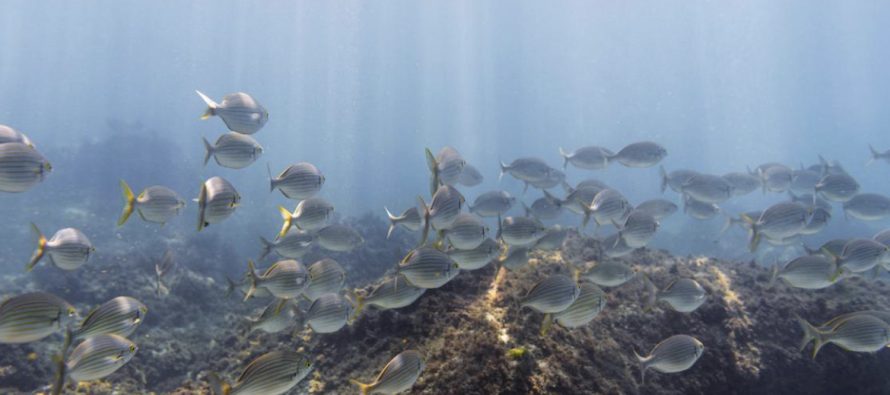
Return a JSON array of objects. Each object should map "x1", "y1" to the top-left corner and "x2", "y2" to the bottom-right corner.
[
  {"x1": 67, "y1": 307, "x2": 77, "y2": 316},
  {"x1": 305, "y1": 360, "x2": 311, "y2": 367},
  {"x1": 129, "y1": 344, "x2": 136, "y2": 353}
]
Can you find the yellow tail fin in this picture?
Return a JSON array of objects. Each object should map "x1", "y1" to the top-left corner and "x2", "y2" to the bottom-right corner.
[
  {"x1": 277, "y1": 206, "x2": 293, "y2": 239},
  {"x1": 349, "y1": 379, "x2": 371, "y2": 395},
  {"x1": 540, "y1": 313, "x2": 554, "y2": 336},
  {"x1": 26, "y1": 223, "x2": 46, "y2": 272},
  {"x1": 195, "y1": 90, "x2": 218, "y2": 120},
  {"x1": 244, "y1": 260, "x2": 259, "y2": 302},
  {"x1": 117, "y1": 180, "x2": 136, "y2": 226}
]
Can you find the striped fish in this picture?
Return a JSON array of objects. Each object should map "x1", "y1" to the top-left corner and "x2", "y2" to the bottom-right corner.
[
  {"x1": 770, "y1": 255, "x2": 837, "y2": 290},
  {"x1": 561, "y1": 186, "x2": 600, "y2": 216},
  {"x1": 316, "y1": 224, "x2": 364, "y2": 252},
  {"x1": 528, "y1": 167, "x2": 565, "y2": 190},
  {"x1": 277, "y1": 197, "x2": 334, "y2": 237},
  {"x1": 633, "y1": 199, "x2": 678, "y2": 220},
  {"x1": 616, "y1": 210, "x2": 659, "y2": 248},
  {"x1": 524, "y1": 193, "x2": 563, "y2": 221},
  {"x1": 196, "y1": 90, "x2": 268, "y2": 134},
  {"x1": 659, "y1": 167, "x2": 699, "y2": 194},
  {"x1": 303, "y1": 258, "x2": 346, "y2": 301},
  {"x1": 559, "y1": 146, "x2": 612, "y2": 170},
  {"x1": 259, "y1": 232, "x2": 314, "y2": 260},
  {"x1": 875, "y1": 230, "x2": 890, "y2": 247},
  {"x1": 602, "y1": 233, "x2": 634, "y2": 258},
  {"x1": 500, "y1": 246, "x2": 530, "y2": 271},
  {"x1": 356, "y1": 276, "x2": 426, "y2": 313},
  {"x1": 305, "y1": 293, "x2": 354, "y2": 333},
  {"x1": 248, "y1": 300, "x2": 298, "y2": 334},
  {"x1": 499, "y1": 157, "x2": 552, "y2": 184},
  {"x1": 457, "y1": 163, "x2": 483, "y2": 187},
  {"x1": 351, "y1": 350, "x2": 424, "y2": 395},
  {"x1": 398, "y1": 248, "x2": 459, "y2": 289},
  {"x1": 74, "y1": 296, "x2": 147, "y2": 340},
  {"x1": 244, "y1": 260, "x2": 309, "y2": 301},
  {"x1": 209, "y1": 351, "x2": 312, "y2": 395},
  {"x1": 553, "y1": 283, "x2": 606, "y2": 329},
  {"x1": 117, "y1": 180, "x2": 185, "y2": 226},
  {"x1": 155, "y1": 249, "x2": 175, "y2": 296},
  {"x1": 443, "y1": 213, "x2": 488, "y2": 250},
  {"x1": 843, "y1": 193, "x2": 890, "y2": 221},
  {"x1": 426, "y1": 147, "x2": 466, "y2": 194},
  {"x1": 0, "y1": 292, "x2": 76, "y2": 344},
  {"x1": 836, "y1": 238, "x2": 890, "y2": 273},
  {"x1": 634, "y1": 334, "x2": 704, "y2": 383},
  {"x1": 498, "y1": 216, "x2": 547, "y2": 247},
  {"x1": 758, "y1": 163, "x2": 792, "y2": 193},
  {"x1": 798, "y1": 207, "x2": 830, "y2": 236},
  {"x1": 197, "y1": 176, "x2": 240, "y2": 231},
  {"x1": 798, "y1": 314, "x2": 890, "y2": 359},
  {"x1": 384, "y1": 206, "x2": 423, "y2": 239},
  {"x1": 582, "y1": 261, "x2": 635, "y2": 287},
  {"x1": 586, "y1": 189, "x2": 630, "y2": 227},
  {"x1": 805, "y1": 238, "x2": 848, "y2": 257},
  {"x1": 815, "y1": 173, "x2": 860, "y2": 202},
  {"x1": 521, "y1": 275, "x2": 580, "y2": 314},
  {"x1": 534, "y1": 226, "x2": 569, "y2": 251},
  {"x1": 791, "y1": 168, "x2": 821, "y2": 194},
  {"x1": 0, "y1": 142, "x2": 51, "y2": 193},
  {"x1": 27, "y1": 224, "x2": 94, "y2": 271},
  {"x1": 645, "y1": 277, "x2": 706, "y2": 313},
  {"x1": 743, "y1": 202, "x2": 809, "y2": 251},
  {"x1": 417, "y1": 185, "x2": 465, "y2": 245},
  {"x1": 679, "y1": 173, "x2": 734, "y2": 204},
  {"x1": 683, "y1": 195, "x2": 720, "y2": 220},
  {"x1": 202, "y1": 132, "x2": 263, "y2": 169},
  {"x1": 448, "y1": 238, "x2": 500, "y2": 270},
  {"x1": 469, "y1": 190, "x2": 515, "y2": 218},
  {"x1": 66, "y1": 334, "x2": 137, "y2": 382},
  {"x1": 608, "y1": 141, "x2": 667, "y2": 168},
  {"x1": 269, "y1": 162, "x2": 324, "y2": 200},
  {"x1": 576, "y1": 178, "x2": 610, "y2": 192},
  {"x1": 721, "y1": 172, "x2": 760, "y2": 196},
  {"x1": 0, "y1": 124, "x2": 34, "y2": 146},
  {"x1": 798, "y1": 311, "x2": 890, "y2": 351}
]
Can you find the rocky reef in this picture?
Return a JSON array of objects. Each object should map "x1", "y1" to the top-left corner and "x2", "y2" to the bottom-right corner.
[{"x1": 2, "y1": 215, "x2": 890, "y2": 394}]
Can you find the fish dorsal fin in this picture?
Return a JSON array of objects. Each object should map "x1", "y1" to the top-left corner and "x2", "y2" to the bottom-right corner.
[
  {"x1": 262, "y1": 263, "x2": 278, "y2": 277},
  {"x1": 79, "y1": 306, "x2": 100, "y2": 328}
]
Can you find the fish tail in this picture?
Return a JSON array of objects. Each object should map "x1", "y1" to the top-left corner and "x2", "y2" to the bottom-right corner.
[
  {"x1": 425, "y1": 148, "x2": 439, "y2": 196},
  {"x1": 353, "y1": 293, "x2": 366, "y2": 321},
  {"x1": 201, "y1": 137, "x2": 213, "y2": 166},
  {"x1": 868, "y1": 144, "x2": 880, "y2": 166},
  {"x1": 266, "y1": 163, "x2": 276, "y2": 192},
  {"x1": 244, "y1": 260, "x2": 259, "y2": 302},
  {"x1": 208, "y1": 372, "x2": 231, "y2": 395},
  {"x1": 224, "y1": 276, "x2": 237, "y2": 297},
  {"x1": 558, "y1": 147, "x2": 569, "y2": 170},
  {"x1": 195, "y1": 90, "x2": 218, "y2": 120},
  {"x1": 196, "y1": 182, "x2": 208, "y2": 232},
  {"x1": 384, "y1": 206, "x2": 398, "y2": 239},
  {"x1": 633, "y1": 349, "x2": 648, "y2": 384},
  {"x1": 540, "y1": 313, "x2": 554, "y2": 336},
  {"x1": 349, "y1": 379, "x2": 372, "y2": 395},
  {"x1": 26, "y1": 223, "x2": 46, "y2": 272},
  {"x1": 258, "y1": 236, "x2": 274, "y2": 260},
  {"x1": 718, "y1": 213, "x2": 733, "y2": 236},
  {"x1": 659, "y1": 165, "x2": 668, "y2": 193},
  {"x1": 794, "y1": 315, "x2": 822, "y2": 356},
  {"x1": 498, "y1": 160, "x2": 508, "y2": 181},
  {"x1": 277, "y1": 206, "x2": 293, "y2": 239},
  {"x1": 416, "y1": 196, "x2": 430, "y2": 247},
  {"x1": 581, "y1": 204, "x2": 592, "y2": 229},
  {"x1": 117, "y1": 179, "x2": 136, "y2": 226},
  {"x1": 768, "y1": 264, "x2": 780, "y2": 288}
]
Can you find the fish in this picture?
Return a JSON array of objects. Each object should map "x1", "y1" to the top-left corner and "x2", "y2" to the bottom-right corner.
[
  {"x1": 27, "y1": 224, "x2": 94, "y2": 271},
  {"x1": 790, "y1": 167, "x2": 821, "y2": 194},
  {"x1": 559, "y1": 146, "x2": 613, "y2": 170},
  {"x1": 788, "y1": 191, "x2": 832, "y2": 212},
  {"x1": 196, "y1": 176, "x2": 240, "y2": 231},
  {"x1": 248, "y1": 300, "x2": 299, "y2": 334},
  {"x1": 720, "y1": 210, "x2": 761, "y2": 235},
  {"x1": 417, "y1": 185, "x2": 465, "y2": 244},
  {"x1": 305, "y1": 293, "x2": 354, "y2": 333},
  {"x1": 499, "y1": 157, "x2": 553, "y2": 184},
  {"x1": 244, "y1": 259, "x2": 309, "y2": 300},
  {"x1": 195, "y1": 90, "x2": 268, "y2": 134},
  {"x1": 355, "y1": 275, "x2": 426, "y2": 312},
  {"x1": 350, "y1": 350, "x2": 425, "y2": 395},
  {"x1": 457, "y1": 164, "x2": 484, "y2": 187},
  {"x1": 644, "y1": 277, "x2": 706, "y2": 313},
  {"x1": 797, "y1": 314, "x2": 890, "y2": 359},
  {"x1": 202, "y1": 132, "x2": 263, "y2": 169},
  {"x1": 521, "y1": 275, "x2": 580, "y2": 313},
  {"x1": 634, "y1": 335, "x2": 704, "y2": 383},
  {"x1": 498, "y1": 216, "x2": 547, "y2": 247},
  {"x1": 758, "y1": 163, "x2": 793, "y2": 193},
  {"x1": 834, "y1": 238, "x2": 890, "y2": 273},
  {"x1": 316, "y1": 224, "x2": 364, "y2": 252},
  {"x1": 534, "y1": 226, "x2": 569, "y2": 251},
  {"x1": 552, "y1": 282, "x2": 606, "y2": 329},
  {"x1": 524, "y1": 191, "x2": 563, "y2": 220},
  {"x1": 0, "y1": 142, "x2": 51, "y2": 193},
  {"x1": 843, "y1": 193, "x2": 890, "y2": 221},
  {"x1": 633, "y1": 199, "x2": 678, "y2": 220},
  {"x1": 659, "y1": 167, "x2": 699, "y2": 194},
  {"x1": 868, "y1": 145, "x2": 890, "y2": 165},
  {"x1": 586, "y1": 189, "x2": 630, "y2": 227},
  {"x1": 742, "y1": 202, "x2": 809, "y2": 251},
  {"x1": 679, "y1": 174, "x2": 734, "y2": 204},
  {"x1": 815, "y1": 173, "x2": 860, "y2": 202},
  {"x1": 469, "y1": 190, "x2": 516, "y2": 217},
  {"x1": 615, "y1": 210, "x2": 659, "y2": 248},
  {"x1": 798, "y1": 207, "x2": 831, "y2": 236},
  {"x1": 269, "y1": 162, "x2": 325, "y2": 200},
  {"x1": 602, "y1": 233, "x2": 635, "y2": 258},
  {"x1": 398, "y1": 248, "x2": 460, "y2": 289},
  {"x1": 575, "y1": 178, "x2": 610, "y2": 192},
  {"x1": 682, "y1": 195, "x2": 720, "y2": 220},
  {"x1": 0, "y1": 124, "x2": 34, "y2": 147},
  {"x1": 609, "y1": 141, "x2": 667, "y2": 168},
  {"x1": 384, "y1": 206, "x2": 424, "y2": 239},
  {"x1": 74, "y1": 296, "x2": 147, "y2": 340},
  {"x1": 303, "y1": 258, "x2": 346, "y2": 301},
  {"x1": 259, "y1": 231, "x2": 314, "y2": 260},
  {"x1": 528, "y1": 167, "x2": 566, "y2": 190},
  {"x1": 155, "y1": 249, "x2": 175, "y2": 296},
  {"x1": 500, "y1": 246, "x2": 530, "y2": 270},
  {"x1": 442, "y1": 239, "x2": 496, "y2": 270},
  {"x1": 875, "y1": 230, "x2": 890, "y2": 247},
  {"x1": 426, "y1": 147, "x2": 466, "y2": 194},
  {"x1": 209, "y1": 351, "x2": 312, "y2": 395},
  {"x1": 0, "y1": 292, "x2": 76, "y2": 344},
  {"x1": 443, "y1": 213, "x2": 489, "y2": 250},
  {"x1": 65, "y1": 334, "x2": 137, "y2": 382},
  {"x1": 561, "y1": 186, "x2": 601, "y2": 216},
  {"x1": 277, "y1": 197, "x2": 334, "y2": 237},
  {"x1": 721, "y1": 172, "x2": 760, "y2": 196},
  {"x1": 582, "y1": 261, "x2": 635, "y2": 287},
  {"x1": 769, "y1": 255, "x2": 837, "y2": 290},
  {"x1": 798, "y1": 311, "x2": 890, "y2": 351},
  {"x1": 117, "y1": 180, "x2": 186, "y2": 226}
]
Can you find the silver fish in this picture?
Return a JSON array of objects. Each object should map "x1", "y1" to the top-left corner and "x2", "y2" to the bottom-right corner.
[
  {"x1": 534, "y1": 226, "x2": 569, "y2": 251},
  {"x1": 575, "y1": 179, "x2": 610, "y2": 192},
  {"x1": 602, "y1": 233, "x2": 635, "y2": 258},
  {"x1": 398, "y1": 248, "x2": 460, "y2": 289},
  {"x1": 277, "y1": 197, "x2": 334, "y2": 237},
  {"x1": 528, "y1": 167, "x2": 566, "y2": 190},
  {"x1": 357, "y1": 275, "x2": 426, "y2": 311},
  {"x1": 609, "y1": 141, "x2": 667, "y2": 168},
  {"x1": 680, "y1": 174, "x2": 734, "y2": 204},
  {"x1": 74, "y1": 296, "x2": 147, "y2": 340},
  {"x1": 202, "y1": 132, "x2": 263, "y2": 169},
  {"x1": 645, "y1": 277, "x2": 706, "y2": 313},
  {"x1": 553, "y1": 282, "x2": 606, "y2": 329},
  {"x1": 798, "y1": 311, "x2": 890, "y2": 352},
  {"x1": 874, "y1": 230, "x2": 890, "y2": 247},
  {"x1": 634, "y1": 335, "x2": 704, "y2": 382},
  {"x1": 499, "y1": 157, "x2": 553, "y2": 184},
  {"x1": 559, "y1": 146, "x2": 613, "y2": 170},
  {"x1": 117, "y1": 180, "x2": 186, "y2": 226},
  {"x1": 469, "y1": 190, "x2": 515, "y2": 217},
  {"x1": 196, "y1": 176, "x2": 240, "y2": 231},
  {"x1": 743, "y1": 202, "x2": 809, "y2": 251},
  {"x1": 758, "y1": 163, "x2": 793, "y2": 193},
  {"x1": 815, "y1": 173, "x2": 860, "y2": 202},
  {"x1": 721, "y1": 172, "x2": 760, "y2": 196},
  {"x1": 634, "y1": 199, "x2": 677, "y2": 220},
  {"x1": 384, "y1": 206, "x2": 424, "y2": 239},
  {"x1": 244, "y1": 260, "x2": 309, "y2": 300},
  {"x1": 418, "y1": 185, "x2": 465, "y2": 244},
  {"x1": 868, "y1": 145, "x2": 890, "y2": 165},
  {"x1": 617, "y1": 210, "x2": 659, "y2": 248},
  {"x1": 500, "y1": 246, "x2": 530, "y2": 270},
  {"x1": 316, "y1": 224, "x2": 364, "y2": 252},
  {"x1": 65, "y1": 334, "x2": 137, "y2": 382},
  {"x1": 524, "y1": 191, "x2": 563, "y2": 220},
  {"x1": 0, "y1": 292, "x2": 76, "y2": 344},
  {"x1": 458, "y1": 164, "x2": 484, "y2": 187},
  {"x1": 269, "y1": 162, "x2": 325, "y2": 200},
  {"x1": 350, "y1": 350, "x2": 425, "y2": 395},
  {"x1": 498, "y1": 216, "x2": 547, "y2": 247},
  {"x1": 196, "y1": 90, "x2": 268, "y2": 134},
  {"x1": 448, "y1": 238, "x2": 500, "y2": 270},
  {"x1": 443, "y1": 213, "x2": 489, "y2": 250},
  {"x1": 659, "y1": 167, "x2": 699, "y2": 194},
  {"x1": 248, "y1": 300, "x2": 298, "y2": 334},
  {"x1": 843, "y1": 193, "x2": 890, "y2": 221},
  {"x1": 303, "y1": 258, "x2": 346, "y2": 301},
  {"x1": 770, "y1": 255, "x2": 837, "y2": 290},
  {"x1": 586, "y1": 189, "x2": 630, "y2": 227},
  {"x1": 836, "y1": 238, "x2": 890, "y2": 273},
  {"x1": 27, "y1": 224, "x2": 94, "y2": 271},
  {"x1": 210, "y1": 351, "x2": 312, "y2": 395},
  {"x1": 788, "y1": 191, "x2": 832, "y2": 212},
  {"x1": 798, "y1": 207, "x2": 830, "y2": 236},
  {"x1": 790, "y1": 168, "x2": 821, "y2": 194},
  {"x1": 805, "y1": 238, "x2": 848, "y2": 257},
  {"x1": 521, "y1": 275, "x2": 580, "y2": 314},
  {"x1": 0, "y1": 124, "x2": 34, "y2": 146},
  {"x1": 0, "y1": 142, "x2": 51, "y2": 193},
  {"x1": 426, "y1": 147, "x2": 466, "y2": 194},
  {"x1": 562, "y1": 186, "x2": 601, "y2": 216},
  {"x1": 305, "y1": 293, "x2": 354, "y2": 333},
  {"x1": 582, "y1": 261, "x2": 635, "y2": 287},
  {"x1": 683, "y1": 196, "x2": 720, "y2": 220},
  {"x1": 798, "y1": 314, "x2": 890, "y2": 359},
  {"x1": 259, "y1": 231, "x2": 314, "y2": 260}
]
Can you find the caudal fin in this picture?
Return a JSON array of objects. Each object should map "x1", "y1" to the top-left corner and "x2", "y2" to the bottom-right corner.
[
  {"x1": 659, "y1": 166, "x2": 669, "y2": 193},
  {"x1": 258, "y1": 237, "x2": 275, "y2": 260},
  {"x1": 195, "y1": 90, "x2": 218, "y2": 120},
  {"x1": 540, "y1": 313, "x2": 554, "y2": 336},
  {"x1": 352, "y1": 293, "x2": 366, "y2": 321},
  {"x1": 499, "y1": 161, "x2": 508, "y2": 182},
  {"x1": 868, "y1": 144, "x2": 880, "y2": 166},
  {"x1": 208, "y1": 372, "x2": 231, "y2": 395},
  {"x1": 202, "y1": 137, "x2": 214, "y2": 166},
  {"x1": 795, "y1": 315, "x2": 823, "y2": 357},
  {"x1": 243, "y1": 260, "x2": 260, "y2": 302},
  {"x1": 384, "y1": 207, "x2": 398, "y2": 239},
  {"x1": 26, "y1": 223, "x2": 47, "y2": 272},
  {"x1": 558, "y1": 147, "x2": 570, "y2": 170},
  {"x1": 277, "y1": 206, "x2": 294, "y2": 239},
  {"x1": 768, "y1": 264, "x2": 780, "y2": 288},
  {"x1": 417, "y1": 196, "x2": 431, "y2": 247},
  {"x1": 267, "y1": 163, "x2": 276, "y2": 192},
  {"x1": 633, "y1": 349, "x2": 649, "y2": 384},
  {"x1": 117, "y1": 179, "x2": 137, "y2": 226},
  {"x1": 349, "y1": 379, "x2": 372, "y2": 395}
]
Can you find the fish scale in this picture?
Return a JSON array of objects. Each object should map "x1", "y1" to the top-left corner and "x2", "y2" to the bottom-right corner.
[
  {"x1": 0, "y1": 142, "x2": 50, "y2": 193},
  {"x1": 197, "y1": 176, "x2": 240, "y2": 230},
  {"x1": 775, "y1": 255, "x2": 837, "y2": 289},
  {"x1": 0, "y1": 292, "x2": 74, "y2": 344},
  {"x1": 352, "y1": 350, "x2": 424, "y2": 395},
  {"x1": 399, "y1": 248, "x2": 459, "y2": 289},
  {"x1": 306, "y1": 293, "x2": 352, "y2": 333},
  {"x1": 839, "y1": 239, "x2": 889, "y2": 273},
  {"x1": 303, "y1": 259, "x2": 346, "y2": 301},
  {"x1": 271, "y1": 162, "x2": 324, "y2": 200},
  {"x1": 499, "y1": 216, "x2": 546, "y2": 246},
  {"x1": 362, "y1": 276, "x2": 426, "y2": 310},
  {"x1": 636, "y1": 334, "x2": 704, "y2": 381},
  {"x1": 66, "y1": 334, "x2": 137, "y2": 382},
  {"x1": 448, "y1": 238, "x2": 500, "y2": 270},
  {"x1": 521, "y1": 275, "x2": 579, "y2": 314},
  {"x1": 554, "y1": 283, "x2": 606, "y2": 328}
]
